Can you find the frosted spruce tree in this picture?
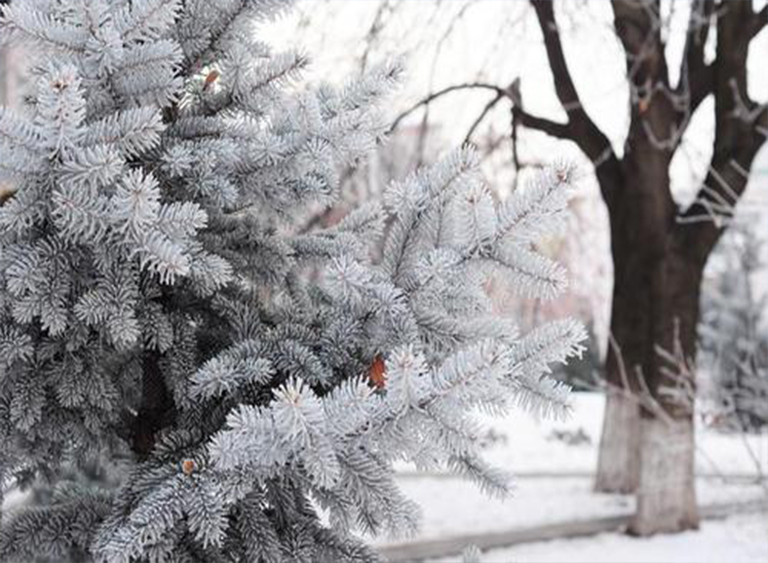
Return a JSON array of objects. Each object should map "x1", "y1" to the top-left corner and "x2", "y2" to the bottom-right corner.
[{"x1": 0, "y1": 1, "x2": 585, "y2": 562}]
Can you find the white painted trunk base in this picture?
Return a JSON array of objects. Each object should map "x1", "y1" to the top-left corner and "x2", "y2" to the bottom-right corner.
[
  {"x1": 631, "y1": 416, "x2": 699, "y2": 535},
  {"x1": 595, "y1": 393, "x2": 640, "y2": 493}
]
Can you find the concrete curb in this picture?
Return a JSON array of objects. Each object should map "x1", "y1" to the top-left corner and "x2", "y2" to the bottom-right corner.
[
  {"x1": 395, "y1": 470, "x2": 767, "y2": 482},
  {"x1": 378, "y1": 498, "x2": 768, "y2": 562}
]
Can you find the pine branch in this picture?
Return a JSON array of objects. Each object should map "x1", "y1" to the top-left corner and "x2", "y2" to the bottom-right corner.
[{"x1": 0, "y1": 3, "x2": 586, "y2": 560}]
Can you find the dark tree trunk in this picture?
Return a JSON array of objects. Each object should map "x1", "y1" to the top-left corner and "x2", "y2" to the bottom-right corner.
[
  {"x1": 594, "y1": 271, "x2": 647, "y2": 493},
  {"x1": 630, "y1": 239, "x2": 704, "y2": 534},
  {"x1": 131, "y1": 349, "x2": 176, "y2": 459},
  {"x1": 596, "y1": 161, "x2": 704, "y2": 526},
  {"x1": 596, "y1": 61, "x2": 676, "y2": 494}
]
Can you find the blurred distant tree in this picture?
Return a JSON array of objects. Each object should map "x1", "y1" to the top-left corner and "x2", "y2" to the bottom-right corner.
[
  {"x1": 0, "y1": 0, "x2": 13, "y2": 206},
  {"x1": 0, "y1": 0, "x2": 10, "y2": 102},
  {"x1": 390, "y1": 0, "x2": 768, "y2": 534},
  {"x1": 699, "y1": 222, "x2": 768, "y2": 432}
]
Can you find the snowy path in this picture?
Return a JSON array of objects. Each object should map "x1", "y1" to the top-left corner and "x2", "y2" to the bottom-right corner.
[
  {"x1": 430, "y1": 511, "x2": 768, "y2": 563},
  {"x1": 382, "y1": 500, "x2": 767, "y2": 563},
  {"x1": 376, "y1": 475, "x2": 765, "y2": 545}
]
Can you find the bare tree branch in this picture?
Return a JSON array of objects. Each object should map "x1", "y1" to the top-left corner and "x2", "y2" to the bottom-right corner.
[
  {"x1": 359, "y1": 1, "x2": 397, "y2": 74},
  {"x1": 676, "y1": 0, "x2": 768, "y2": 264},
  {"x1": 530, "y1": 0, "x2": 616, "y2": 165},
  {"x1": 463, "y1": 92, "x2": 503, "y2": 143},
  {"x1": 752, "y1": 4, "x2": 768, "y2": 38},
  {"x1": 674, "y1": 0, "x2": 715, "y2": 140},
  {"x1": 612, "y1": 0, "x2": 668, "y2": 86},
  {"x1": 390, "y1": 76, "x2": 576, "y2": 163},
  {"x1": 531, "y1": 1, "x2": 588, "y2": 115},
  {"x1": 389, "y1": 82, "x2": 502, "y2": 132},
  {"x1": 677, "y1": 106, "x2": 768, "y2": 261},
  {"x1": 514, "y1": 107, "x2": 572, "y2": 141},
  {"x1": 530, "y1": 1, "x2": 622, "y2": 206}
]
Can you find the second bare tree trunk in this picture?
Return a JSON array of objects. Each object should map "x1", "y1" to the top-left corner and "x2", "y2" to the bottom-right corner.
[
  {"x1": 595, "y1": 209, "x2": 704, "y2": 533},
  {"x1": 592, "y1": 118, "x2": 704, "y2": 532},
  {"x1": 595, "y1": 393, "x2": 640, "y2": 493},
  {"x1": 632, "y1": 415, "x2": 699, "y2": 534}
]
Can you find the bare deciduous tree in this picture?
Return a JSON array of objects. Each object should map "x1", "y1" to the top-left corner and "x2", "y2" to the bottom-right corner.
[{"x1": 529, "y1": 0, "x2": 766, "y2": 534}]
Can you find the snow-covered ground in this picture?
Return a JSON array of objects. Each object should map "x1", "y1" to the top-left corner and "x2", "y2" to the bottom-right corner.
[
  {"x1": 380, "y1": 474, "x2": 764, "y2": 543},
  {"x1": 376, "y1": 392, "x2": 768, "y2": 560},
  {"x1": 431, "y1": 512, "x2": 768, "y2": 563}
]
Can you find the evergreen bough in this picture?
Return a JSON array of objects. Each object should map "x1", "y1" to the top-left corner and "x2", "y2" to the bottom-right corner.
[{"x1": 0, "y1": 1, "x2": 585, "y2": 561}]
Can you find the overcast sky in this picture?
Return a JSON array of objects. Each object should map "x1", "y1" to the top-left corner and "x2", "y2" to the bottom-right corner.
[
  {"x1": 263, "y1": 0, "x2": 768, "y2": 198},
  {"x1": 261, "y1": 1, "x2": 768, "y2": 339}
]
